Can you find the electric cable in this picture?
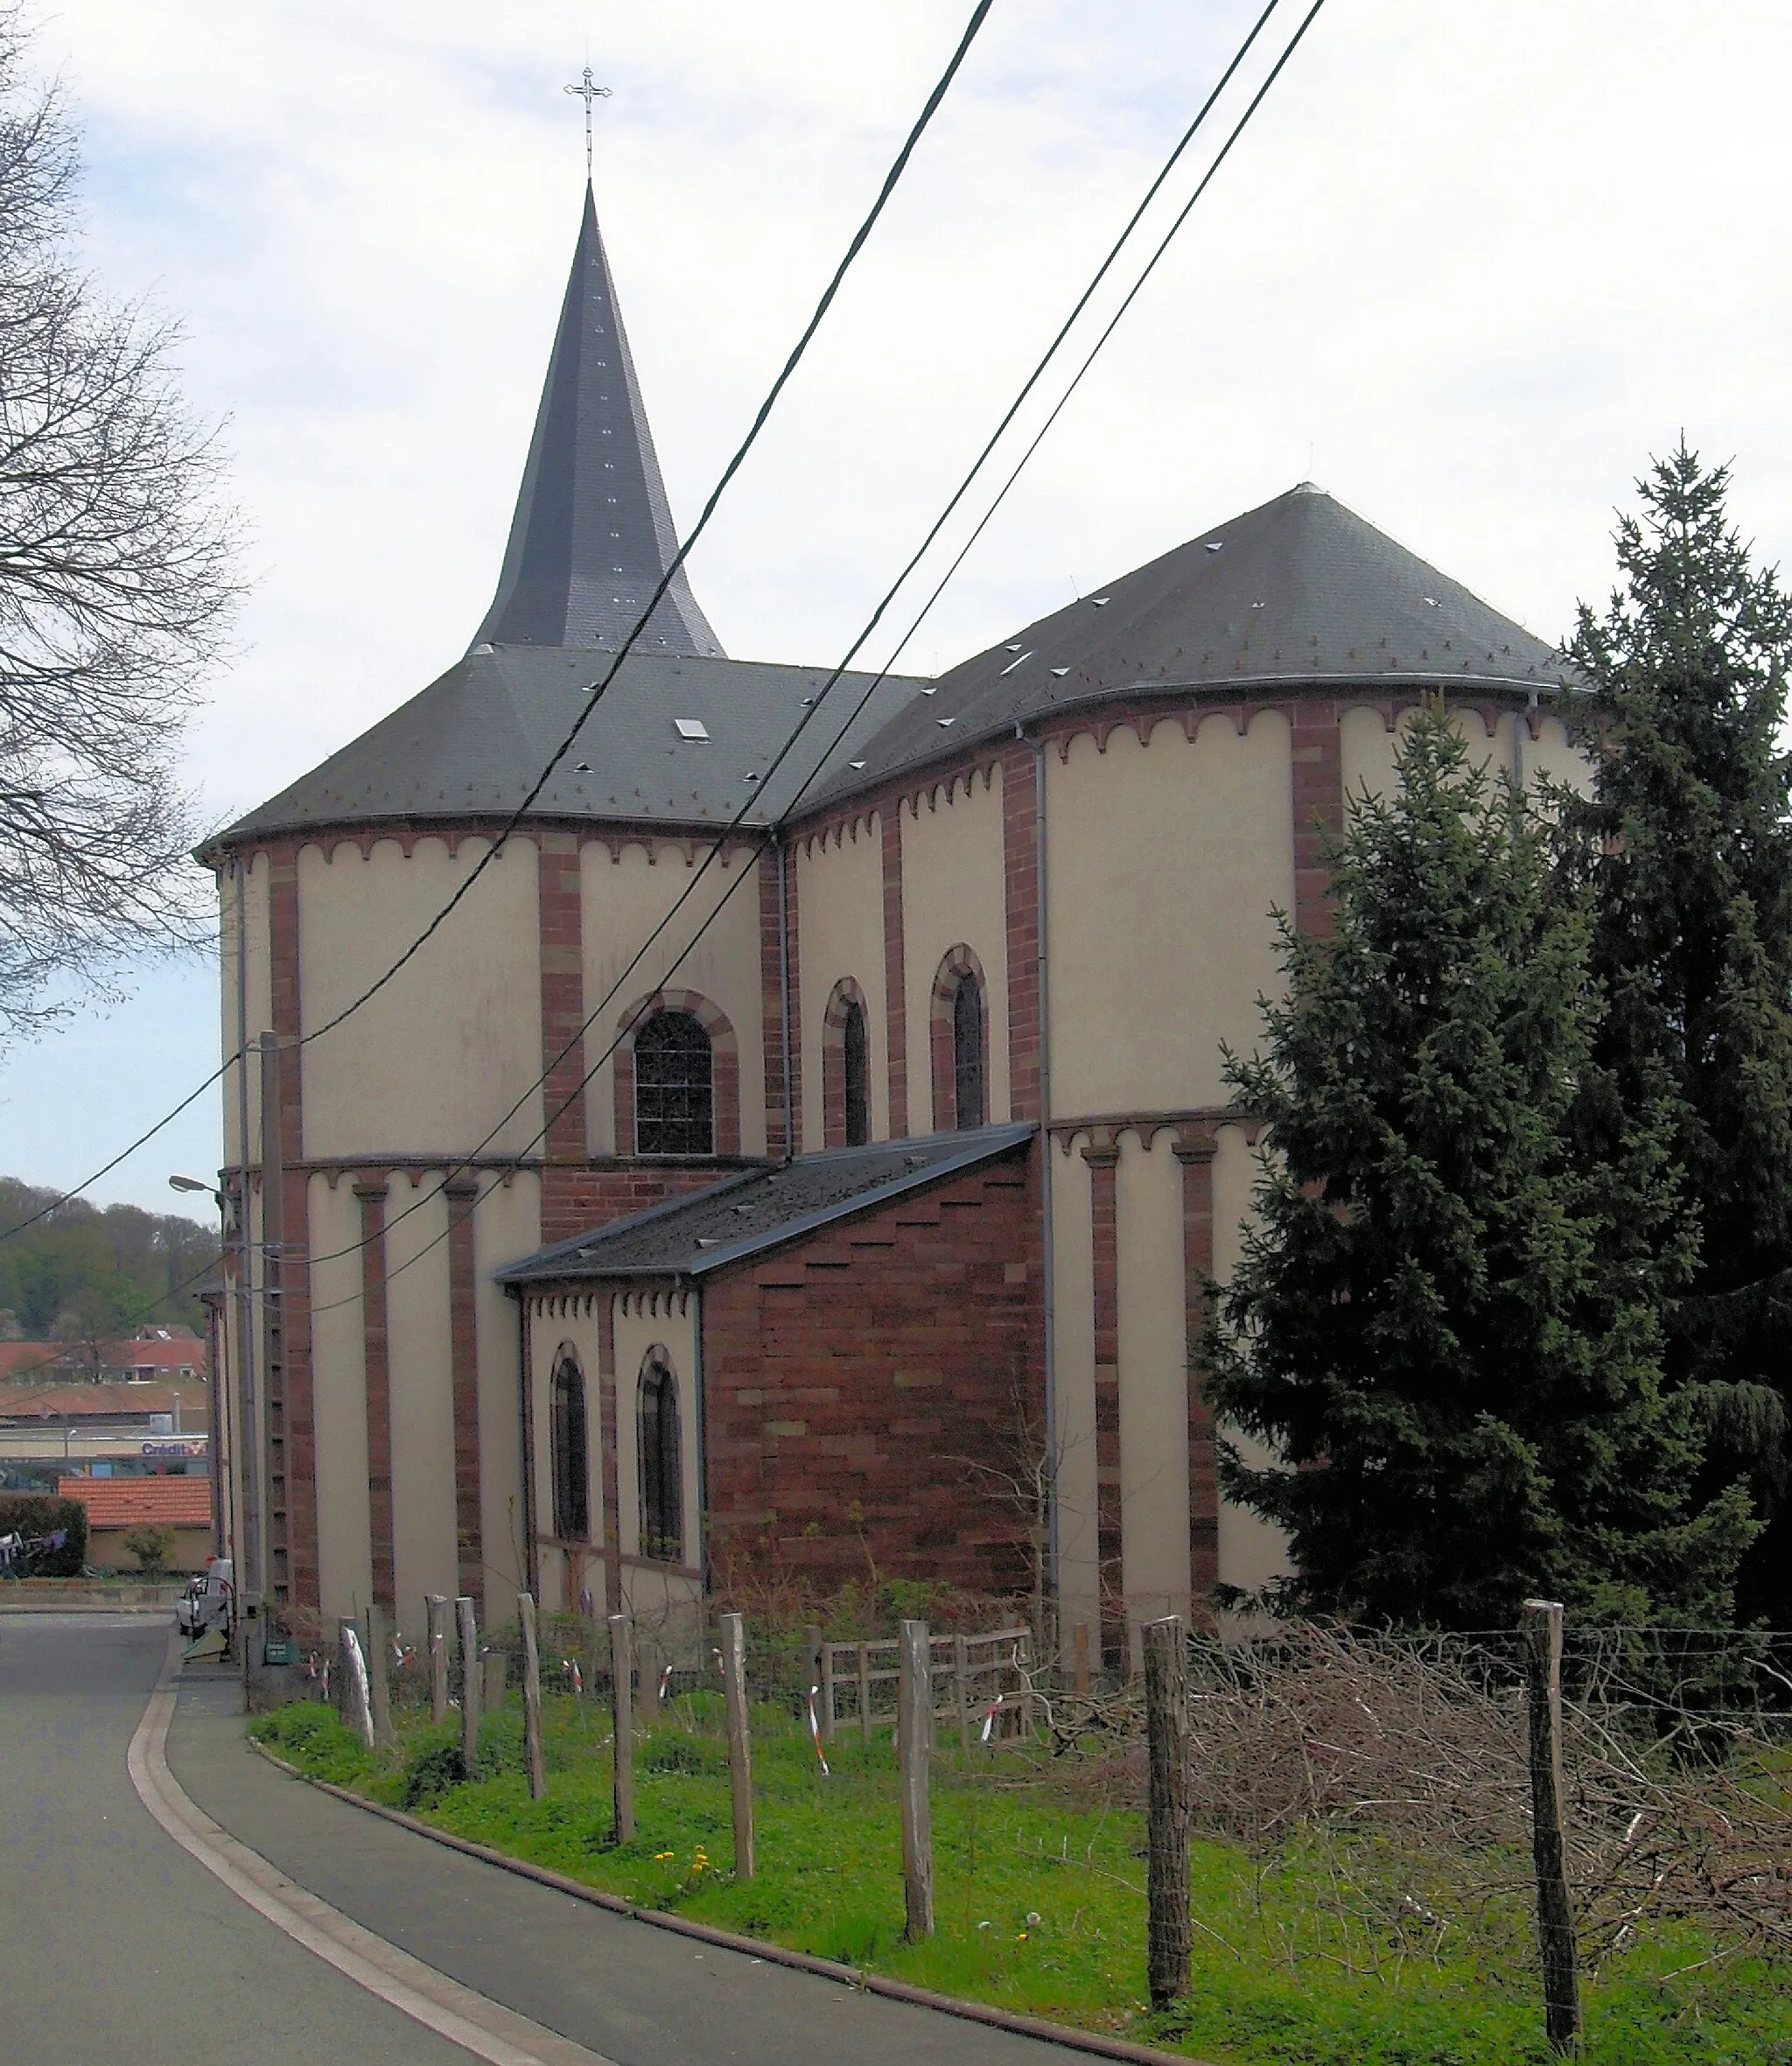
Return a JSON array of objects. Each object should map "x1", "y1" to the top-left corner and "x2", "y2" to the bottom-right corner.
[
  {"x1": 0, "y1": 0, "x2": 997, "y2": 1244},
  {"x1": 301, "y1": 0, "x2": 1331, "y2": 1309}
]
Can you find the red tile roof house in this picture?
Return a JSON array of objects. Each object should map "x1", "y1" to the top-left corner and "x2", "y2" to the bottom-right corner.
[{"x1": 57, "y1": 1475, "x2": 214, "y2": 1573}]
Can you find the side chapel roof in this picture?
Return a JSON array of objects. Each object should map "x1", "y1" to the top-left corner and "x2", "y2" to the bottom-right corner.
[
  {"x1": 499, "y1": 1123, "x2": 1035, "y2": 1285},
  {"x1": 812, "y1": 483, "x2": 1574, "y2": 802}
]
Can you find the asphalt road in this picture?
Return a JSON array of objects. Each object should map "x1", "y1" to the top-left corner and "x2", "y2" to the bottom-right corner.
[{"x1": 1, "y1": 1613, "x2": 1096, "y2": 2066}]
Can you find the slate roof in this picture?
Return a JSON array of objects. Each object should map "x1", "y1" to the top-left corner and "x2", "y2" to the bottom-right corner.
[
  {"x1": 498, "y1": 1122, "x2": 1035, "y2": 1285},
  {"x1": 471, "y1": 185, "x2": 722, "y2": 658},
  {"x1": 812, "y1": 483, "x2": 1574, "y2": 804},
  {"x1": 213, "y1": 646, "x2": 928, "y2": 844}
]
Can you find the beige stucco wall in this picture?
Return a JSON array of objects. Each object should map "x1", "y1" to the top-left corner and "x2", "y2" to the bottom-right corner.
[
  {"x1": 1339, "y1": 699, "x2": 1590, "y2": 809},
  {"x1": 308, "y1": 1170, "x2": 373, "y2": 1626},
  {"x1": 580, "y1": 842, "x2": 767, "y2": 1157},
  {"x1": 219, "y1": 851, "x2": 273, "y2": 1167},
  {"x1": 474, "y1": 1175, "x2": 538, "y2": 1624},
  {"x1": 1116, "y1": 1135, "x2": 1191, "y2": 1634},
  {"x1": 795, "y1": 815, "x2": 888, "y2": 1146},
  {"x1": 87, "y1": 1523, "x2": 214, "y2": 1574},
  {"x1": 1047, "y1": 711, "x2": 1294, "y2": 1118},
  {"x1": 298, "y1": 837, "x2": 543, "y2": 1161},
  {"x1": 384, "y1": 1173, "x2": 458, "y2": 1626},
  {"x1": 900, "y1": 772, "x2": 1010, "y2": 1134},
  {"x1": 1049, "y1": 1145, "x2": 1099, "y2": 1645}
]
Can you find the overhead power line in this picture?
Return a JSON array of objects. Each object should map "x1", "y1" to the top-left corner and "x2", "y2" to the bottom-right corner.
[
  {"x1": 0, "y1": 0, "x2": 998, "y2": 1248},
  {"x1": 304, "y1": 0, "x2": 1332, "y2": 1306}
]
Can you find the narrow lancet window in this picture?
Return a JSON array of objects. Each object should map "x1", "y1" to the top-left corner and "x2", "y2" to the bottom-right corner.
[
  {"x1": 550, "y1": 1349, "x2": 590, "y2": 1541},
  {"x1": 637, "y1": 1355, "x2": 682, "y2": 1562},
  {"x1": 842, "y1": 997, "x2": 870, "y2": 1147},
  {"x1": 952, "y1": 975, "x2": 984, "y2": 1130}
]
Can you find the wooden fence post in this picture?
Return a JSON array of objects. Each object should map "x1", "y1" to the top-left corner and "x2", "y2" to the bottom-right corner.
[
  {"x1": 608, "y1": 1613, "x2": 634, "y2": 1844},
  {"x1": 819, "y1": 1638, "x2": 836, "y2": 1745},
  {"x1": 1143, "y1": 1615, "x2": 1192, "y2": 2011},
  {"x1": 363, "y1": 1601, "x2": 394, "y2": 1747},
  {"x1": 718, "y1": 1611, "x2": 755, "y2": 1881},
  {"x1": 1521, "y1": 1600, "x2": 1582, "y2": 2055},
  {"x1": 455, "y1": 1594, "x2": 480, "y2": 1776},
  {"x1": 426, "y1": 1594, "x2": 449, "y2": 1725},
  {"x1": 898, "y1": 1619, "x2": 934, "y2": 1940},
  {"x1": 340, "y1": 1621, "x2": 375, "y2": 1749},
  {"x1": 517, "y1": 1592, "x2": 546, "y2": 1801},
  {"x1": 954, "y1": 1632, "x2": 971, "y2": 1754},
  {"x1": 857, "y1": 1640, "x2": 872, "y2": 1746}
]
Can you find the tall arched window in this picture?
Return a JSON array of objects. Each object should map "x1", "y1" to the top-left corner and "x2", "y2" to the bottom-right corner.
[
  {"x1": 634, "y1": 1010, "x2": 712, "y2": 1155},
  {"x1": 550, "y1": 1348, "x2": 590, "y2": 1541},
  {"x1": 952, "y1": 975, "x2": 984, "y2": 1130},
  {"x1": 637, "y1": 1353, "x2": 682, "y2": 1563},
  {"x1": 842, "y1": 997, "x2": 870, "y2": 1146}
]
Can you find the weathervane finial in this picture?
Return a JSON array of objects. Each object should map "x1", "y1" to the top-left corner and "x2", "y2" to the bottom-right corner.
[{"x1": 564, "y1": 65, "x2": 612, "y2": 179}]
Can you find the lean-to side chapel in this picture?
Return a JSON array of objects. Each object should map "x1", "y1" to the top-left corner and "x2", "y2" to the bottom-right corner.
[{"x1": 206, "y1": 186, "x2": 1581, "y2": 1669}]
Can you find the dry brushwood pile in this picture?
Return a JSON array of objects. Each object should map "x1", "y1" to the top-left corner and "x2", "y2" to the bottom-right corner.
[{"x1": 1043, "y1": 1623, "x2": 1792, "y2": 1973}]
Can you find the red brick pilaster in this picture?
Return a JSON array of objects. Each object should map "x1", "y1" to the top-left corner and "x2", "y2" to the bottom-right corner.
[
  {"x1": 598, "y1": 1297, "x2": 620, "y2": 1607},
  {"x1": 1173, "y1": 1128, "x2": 1221, "y2": 1616},
  {"x1": 266, "y1": 841, "x2": 318, "y2": 1614},
  {"x1": 881, "y1": 806, "x2": 908, "y2": 1137},
  {"x1": 1082, "y1": 1137, "x2": 1124, "y2": 1673},
  {"x1": 445, "y1": 1174, "x2": 483, "y2": 1600},
  {"x1": 1000, "y1": 745, "x2": 1041, "y2": 1122},
  {"x1": 354, "y1": 1177, "x2": 394, "y2": 1607},
  {"x1": 538, "y1": 831, "x2": 586, "y2": 1159},
  {"x1": 1291, "y1": 698, "x2": 1344, "y2": 938},
  {"x1": 759, "y1": 844, "x2": 802, "y2": 1159}
]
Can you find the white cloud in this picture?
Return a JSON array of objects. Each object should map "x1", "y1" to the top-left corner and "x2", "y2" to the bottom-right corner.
[{"x1": 7, "y1": 0, "x2": 1791, "y2": 1205}]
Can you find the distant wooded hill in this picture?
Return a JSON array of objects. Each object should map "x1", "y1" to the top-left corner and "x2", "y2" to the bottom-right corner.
[{"x1": 0, "y1": 1178, "x2": 220, "y2": 1345}]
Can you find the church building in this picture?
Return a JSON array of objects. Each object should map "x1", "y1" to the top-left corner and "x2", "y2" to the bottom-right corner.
[{"x1": 205, "y1": 186, "x2": 1579, "y2": 1670}]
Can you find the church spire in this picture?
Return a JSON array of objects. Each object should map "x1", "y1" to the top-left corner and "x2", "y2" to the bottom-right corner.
[{"x1": 471, "y1": 185, "x2": 724, "y2": 656}]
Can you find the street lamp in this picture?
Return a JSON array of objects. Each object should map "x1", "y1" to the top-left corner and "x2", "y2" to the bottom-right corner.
[{"x1": 169, "y1": 1173, "x2": 221, "y2": 1202}]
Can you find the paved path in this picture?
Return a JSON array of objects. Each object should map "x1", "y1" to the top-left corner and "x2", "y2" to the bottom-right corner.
[{"x1": 1, "y1": 1613, "x2": 1096, "y2": 2066}]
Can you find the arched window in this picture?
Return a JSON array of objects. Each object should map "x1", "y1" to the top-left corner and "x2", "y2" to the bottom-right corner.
[
  {"x1": 637, "y1": 1353, "x2": 682, "y2": 1563},
  {"x1": 550, "y1": 1348, "x2": 590, "y2": 1541},
  {"x1": 952, "y1": 975, "x2": 984, "y2": 1130},
  {"x1": 634, "y1": 1010, "x2": 712, "y2": 1155},
  {"x1": 842, "y1": 997, "x2": 870, "y2": 1146}
]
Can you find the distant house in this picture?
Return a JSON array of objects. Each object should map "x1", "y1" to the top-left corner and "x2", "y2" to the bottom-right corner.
[
  {"x1": 0, "y1": 1331, "x2": 206, "y2": 1389},
  {"x1": 58, "y1": 1474, "x2": 213, "y2": 1572}
]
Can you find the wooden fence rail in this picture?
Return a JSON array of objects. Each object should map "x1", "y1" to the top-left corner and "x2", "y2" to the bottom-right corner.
[{"x1": 818, "y1": 1627, "x2": 1033, "y2": 1747}]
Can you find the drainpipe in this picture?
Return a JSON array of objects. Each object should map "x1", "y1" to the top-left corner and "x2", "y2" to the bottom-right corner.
[
  {"x1": 514, "y1": 1291, "x2": 539, "y2": 1597},
  {"x1": 690, "y1": 1279, "x2": 709, "y2": 1599},
  {"x1": 1022, "y1": 723, "x2": 1060, "y2": 1631},
  {"x1": 776, "y1": 838, "x2": 795, "y2": 1162}
]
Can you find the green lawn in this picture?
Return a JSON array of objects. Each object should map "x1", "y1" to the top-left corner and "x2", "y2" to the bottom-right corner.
[{"x1": 252, "y1": 1694, "x2": 1792, "y2": 2066}]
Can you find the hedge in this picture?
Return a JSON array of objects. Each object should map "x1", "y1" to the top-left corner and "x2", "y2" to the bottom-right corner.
[{"x1": 0, "y1": 1493, "x2": 89, "y2": 1576}]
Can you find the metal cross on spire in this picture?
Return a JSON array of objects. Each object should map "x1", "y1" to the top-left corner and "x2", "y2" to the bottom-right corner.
[{"x1": 564, "y1": 66, "x2": 612, "y2": 179}]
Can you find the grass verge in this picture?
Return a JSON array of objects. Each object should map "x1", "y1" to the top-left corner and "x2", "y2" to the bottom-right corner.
[{"x1": 252, "y1": 1693, "x2": 1792, "y2": 2066}]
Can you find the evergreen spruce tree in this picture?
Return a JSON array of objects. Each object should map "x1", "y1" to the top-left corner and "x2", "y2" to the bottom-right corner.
[
  {"x1": 1206, "y1": 708, "x2": 1754, "y2": 1626},
  {"x1": 1560, "y1": 444, "x2": 1792, "y2": 1621}
]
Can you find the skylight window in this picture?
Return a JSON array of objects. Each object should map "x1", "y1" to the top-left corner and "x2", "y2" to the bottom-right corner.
[{"x1": 674, "y1": 718, "x2": 710, "y2": 741}]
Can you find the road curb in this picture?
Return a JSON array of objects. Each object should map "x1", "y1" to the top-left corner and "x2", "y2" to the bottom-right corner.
[{"x1": 248, "y1": 1737, "x2": 1206, "y2": 2066}]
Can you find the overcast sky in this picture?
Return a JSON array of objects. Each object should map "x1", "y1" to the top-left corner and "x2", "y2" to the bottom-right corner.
[{"x1": 5, "y1": 0, "x2": 1790, "y2": 1217}]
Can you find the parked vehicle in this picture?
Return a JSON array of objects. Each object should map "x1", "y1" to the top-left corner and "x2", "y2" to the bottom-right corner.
[{"x1": 176, "y1": 1557, "x2": 233, "y2": 1639}]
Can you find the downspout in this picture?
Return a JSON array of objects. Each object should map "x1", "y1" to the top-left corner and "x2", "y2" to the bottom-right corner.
[
  {"x1": 690, "y1": 1277, "x2": 709, "y2": 1599},
  {"x1": 1023, "y1": 724, "x2": 1060, "y2": 1630},
  {"x1": 514, "y1": 1290, "x2": 540, "y2": 1598},
  {"x1": 776, "y1": 837, "x2": 795, "y2": 1162},
  {"x1": 233, "y1": 858, "x2": 261, "y2": 1596}
]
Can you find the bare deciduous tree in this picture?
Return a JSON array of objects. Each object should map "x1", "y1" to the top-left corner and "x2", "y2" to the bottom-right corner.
[{"x1": 0, "y1": 8, "x2": 239, "y2": 1042}]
